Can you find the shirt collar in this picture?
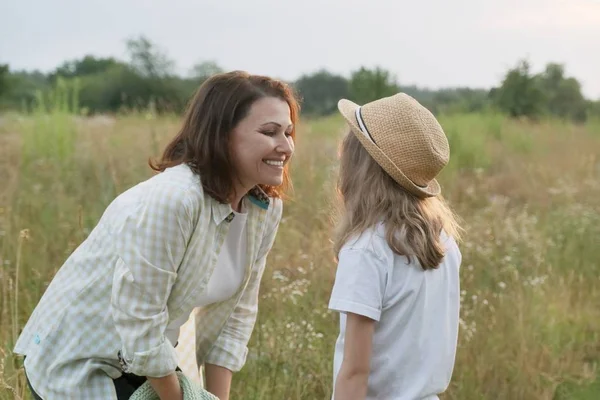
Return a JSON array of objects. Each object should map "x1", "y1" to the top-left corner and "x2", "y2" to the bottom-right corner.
[
  {"x1": 247, "y1": 186, "x2": 270, "y2": 210},
  {"x1": 211, "y1": 186, "x2": 270, "y2": 225},
  {"x1": 211, "y1": 201, "x2": 234, "y2": 225}
]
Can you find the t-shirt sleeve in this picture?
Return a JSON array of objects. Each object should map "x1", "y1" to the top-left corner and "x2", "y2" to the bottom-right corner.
[{"x1": 328, "y1": 247, "x2": 388, "y2": 321}]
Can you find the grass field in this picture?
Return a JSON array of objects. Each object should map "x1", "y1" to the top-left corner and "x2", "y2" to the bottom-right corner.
[{"x1": 1, "y1": 107, "x2": 599, "y2": 399}]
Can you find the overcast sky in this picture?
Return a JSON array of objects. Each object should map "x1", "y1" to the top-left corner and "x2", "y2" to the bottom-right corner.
[{"x1": 2, "y1": 0, "x2": 599, "y2": 99}]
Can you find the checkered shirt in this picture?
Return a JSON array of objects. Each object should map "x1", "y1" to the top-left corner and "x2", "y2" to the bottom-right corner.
[{"x1": 13, "y1": 163, "x2": 282, "y2": 399}]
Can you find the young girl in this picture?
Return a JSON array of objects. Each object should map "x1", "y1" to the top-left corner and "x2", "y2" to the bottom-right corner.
[{"x1": 329, "y1": 93, "x2": 463, "y2": 400}]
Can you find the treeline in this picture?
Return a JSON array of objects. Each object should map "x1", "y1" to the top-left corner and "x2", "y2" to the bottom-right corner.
[{"x1": 1, "y1": 36, "x2": 599, "y2": 122}]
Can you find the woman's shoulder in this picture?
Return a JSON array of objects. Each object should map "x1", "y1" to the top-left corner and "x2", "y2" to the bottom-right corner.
[
  {"x1": 111, "y1": 163, "x2": 206, "y2": 216},
  {"x1": 151, "y1": 163, "x2": 203, "y2": 193},
  {"x1": 144, "y1": 164, "x2": 206, "y2": 200}
]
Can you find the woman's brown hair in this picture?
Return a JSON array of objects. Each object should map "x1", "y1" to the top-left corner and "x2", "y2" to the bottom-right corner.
[{"x1": 150, "y1": 70, "x2": 300, "y2": 202}]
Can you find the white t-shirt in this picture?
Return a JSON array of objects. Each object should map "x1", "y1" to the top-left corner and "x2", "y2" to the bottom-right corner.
[
  {"x1": 329, "y1": 223, "x2": 461, "y2": 400},
  {"x1": 166, "y1": 208, "x2": 248, "y2": 346}
]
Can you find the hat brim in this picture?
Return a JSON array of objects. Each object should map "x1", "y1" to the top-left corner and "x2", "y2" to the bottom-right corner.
[{"x1": 337, "y1": 98, "x2": 441, "y2": 198}]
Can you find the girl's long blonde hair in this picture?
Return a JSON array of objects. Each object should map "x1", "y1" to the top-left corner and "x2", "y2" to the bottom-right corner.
[{"x1": 333, "y1": 131, "x2": 463, "y2": 270}]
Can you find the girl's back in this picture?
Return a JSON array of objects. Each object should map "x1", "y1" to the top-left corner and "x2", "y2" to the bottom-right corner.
[{"x1": 330, "y1": 223, "x2": 461, "y2": 399}]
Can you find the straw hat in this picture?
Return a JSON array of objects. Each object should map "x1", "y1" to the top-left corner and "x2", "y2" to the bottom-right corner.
[{"x1": 338, "y1": 93, "x2": 449, "y2": 198}]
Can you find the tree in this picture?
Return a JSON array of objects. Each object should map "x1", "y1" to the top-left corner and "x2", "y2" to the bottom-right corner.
[
  {"x1": 0, "y1": 64, "x2": 9, "y2": 96},
  {"x1": 493, "y1": 60, "x2": 545, "y2": 119},
  {"x1": 349, "y1": 67, "x2": 399, "y2": 105},
  {"x1": 294, "y1": 69, "x2": 349, "y2": 116},
  {"x1": 190, "y1": 61, "x2": 223, "y2": 82},
  {"x1": 50, "y1": 56, "x2": 122, "y2": 82},
  {"x1": 126, "y1": 36, "x2": 174, "y2": 78},
  {"x1": 538, "y1": 63, "x2": 587, "y2": 122},
  {"x1": 429, "y1": 88, "x2": 491, "y2": 114},
  {"x1": 0, "y1": 70, "x2": 49, "y2": 111},
  {"x1": 588, "y1": 100, "x2": 600, "y2": 119},
  {"x1": 493, "y1": 60, "x2": 589, "y2": 122}
]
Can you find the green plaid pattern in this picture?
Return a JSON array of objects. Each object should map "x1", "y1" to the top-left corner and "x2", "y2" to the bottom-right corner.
[{"x1": 14, "y1": 164, "x2": 282, "y2": 399}]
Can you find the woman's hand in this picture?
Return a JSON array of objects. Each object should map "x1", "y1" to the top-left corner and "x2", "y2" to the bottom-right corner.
[{"x1": 148, "y1": 372, "x2": 183, "y2": 400}]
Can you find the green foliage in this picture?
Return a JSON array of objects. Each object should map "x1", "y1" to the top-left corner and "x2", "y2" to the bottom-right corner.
[
  {"x1": 554, "y1": 376, "x2": 600, "y2": 400},
  {"x1": 492, "y1": 60, "x2": 546, "y2": 119},
  {"x1": 588, "y1": 100, "x2": 600, "y2": 119},
  {"x1": 437, "y1": 114, "x2": 492, "y2": 174},
  {"x1": 492, "y1": 60, "x2": 590, "y2": 123},
  {"x1": 538, "y1": 63, "x2": 588, "y2": 123},
  {"x1": 189, "y1": 61, "x2": 223, "y2": 82},
  {"x1": 0, "y1": 64, "x2": 9, "y2": 96},
  {"x1": 125, "y1": 35, "x2": 175, "y2": 78},
  {"x1": 21, "y1": 77, "x2": 79, "y2": 169},
  {"x1": 0, "y1": 37, "x2": 596, "y2": 122},
  {"x1": 430, "y1": 88, "x2": 492, "y2": 114},
  {"x1": 0, "y1": 70, "x2": 49, "y2": 111},
  {"x1": 76, "y1": 65, "x2": 192, "y2": 113},
  {"x1": 294, "y1": 70, "x2": 349, "y2": 116},
  {"x1": 348, "y1": 66, "x2": 399, "y2": 105},
  {"x1": 294, "y1": 69, "x2": 492, "y2": 117},
  {"x1": 49, "y1": 56, "x2": 123, "y2": 82}
]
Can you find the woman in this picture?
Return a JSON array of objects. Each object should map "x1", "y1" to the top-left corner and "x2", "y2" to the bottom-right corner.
[{"x1": 14, "y1": 71, "x2": 300, "y2": 400}]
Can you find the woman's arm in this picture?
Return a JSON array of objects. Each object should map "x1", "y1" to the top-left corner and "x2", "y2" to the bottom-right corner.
[
  {"x1": 205, "y1": 364, "x2": 233, "y2": 400},
  {"x1": 148, "y1": 373, "x2": 183, "y2": 400},
  {"x1": 111, "y1": 183, "x2": 196, "y2": 380},
  {"x1": 334, "y1": 313, "x2": 375, "y2": 400}
]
